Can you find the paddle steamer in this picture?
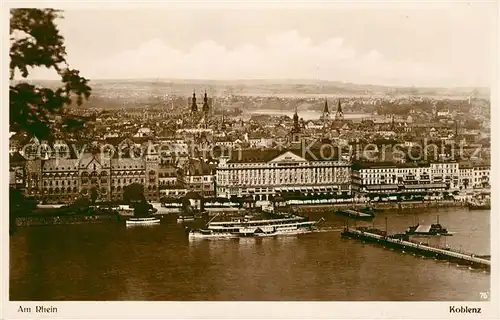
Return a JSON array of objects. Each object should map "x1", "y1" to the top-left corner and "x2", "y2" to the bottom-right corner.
[{"x1": 188, "y1": 214, "x2": 322, "y2": 239}]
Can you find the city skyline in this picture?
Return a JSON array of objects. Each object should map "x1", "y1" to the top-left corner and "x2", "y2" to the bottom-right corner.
[
  {"x1": 17, "y1": 3, "x2": 496, "y2": 88},
  {"x1": 6, "y1": 5, "x2": 494, "y2": 314}
]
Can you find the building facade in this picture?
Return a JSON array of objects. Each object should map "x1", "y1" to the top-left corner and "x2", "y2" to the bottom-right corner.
[
  {"x1": 181, "y1": 159, "x2": 216, "y2": 197},
  {"x1": 216, "y1": 149, "x2": 351, "y2": 201},
  {"x1": 351, "y1": 162, "x2": 448, "y2": 196},
  {"x1": 429, "y1": 162, "x2": 460, "y2": 190},
  {"x1": 19, "y1": 146, "x2": 160, "y2": 204},
  {"x1": 471, "y1": 163, "x2": 490, "y2": 189}
]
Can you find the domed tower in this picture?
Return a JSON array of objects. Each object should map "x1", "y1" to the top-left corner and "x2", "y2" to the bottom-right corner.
[{"x1": 191, "y1": 91, "x2": 198, "y2": 114}]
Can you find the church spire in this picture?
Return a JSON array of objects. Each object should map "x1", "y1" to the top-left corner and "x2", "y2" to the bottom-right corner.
[
  {"x1": 335, "y1": 99, "x2": 344, "y2": 120},
  {"x1": 202, "y1": 90, "x2": 210, "y2": 113},
  {"x1": 293, "y1": 107, "x2": 300, "y2": 132},
  {"x1": 191, "y1": 90, "x2": 198, "y2": 113},
  {"x1": 323, "y1": 98, "x2": 329, "y2": 114}
]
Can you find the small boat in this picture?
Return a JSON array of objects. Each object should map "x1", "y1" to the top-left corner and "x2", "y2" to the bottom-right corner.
[
  {"x1": 335, "y1": 209, "x2": 374, "y2": 220},
  {"x1": 261, "y1": 204, "x2": 274, "y2": 213},
  {"x1": 37, "y1": 204, "x2": 65, "y2": 209},
  {"x1": 405, "y1": 223, "x2": 452, "y2": 236},
  {"x1": 467, "y1": 199, "x2": 491, "y2": 210},
  {"x1": 126, "y1": 216, "x2": 161, "y2": 226},
  {"x1": 359, "y1": 207, "x2": 377, "y2": 215},
  {"x1": 177, "y1": 215, "x2": 195, "y2": 223},
  {"x1": 405, "y1": 214, "x2": 452, "y2": 236}
]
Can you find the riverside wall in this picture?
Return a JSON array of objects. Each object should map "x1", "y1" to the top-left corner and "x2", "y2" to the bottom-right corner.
[
  {"x1": 14, "y1": 213, "x2": 120, "y2": 227},
  {"x1": 291, "y1": 200, "x2": 465, "y2": 213}
]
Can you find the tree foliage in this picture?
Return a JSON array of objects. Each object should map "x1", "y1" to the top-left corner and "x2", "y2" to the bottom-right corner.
[
  {"x1": 10, "y1": 9, "x2": 91, "y2": 138},
  {"x1": 10, "y1": 187, "x2": 38, "y2": 215},
  {"x1": 123, "y1": 183, "x2": 146, "y2": 204},
  {"x1": 90, "y1": 187, "x2": 98, "y2": 204},
  {"x1": 133, "y1": 201, "x2": 152, "y2": 217}
]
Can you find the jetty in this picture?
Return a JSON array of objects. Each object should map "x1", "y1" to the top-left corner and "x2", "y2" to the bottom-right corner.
[{"x1": 341, "y1": 226, "x2": 490, "y2": 271}]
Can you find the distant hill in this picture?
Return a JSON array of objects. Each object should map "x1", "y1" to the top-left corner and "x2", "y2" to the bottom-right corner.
[{"x1": 11, "y1": 78, "x2": 490, "y2": 108}]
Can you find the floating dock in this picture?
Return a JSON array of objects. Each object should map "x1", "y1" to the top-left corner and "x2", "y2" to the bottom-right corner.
[{"x1": 341, "y1": 227, "x2": 490, "y2": 271}]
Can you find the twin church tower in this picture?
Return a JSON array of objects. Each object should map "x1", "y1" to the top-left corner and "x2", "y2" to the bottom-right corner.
[
  {"x1": 190, "y1": 90, "x2": 211, "y2": 115},
  {"x1": 322, "y1": 98, "x2": 344, "y2": 121}
]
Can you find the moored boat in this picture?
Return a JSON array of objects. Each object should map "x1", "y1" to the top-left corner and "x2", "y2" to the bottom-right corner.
[
  {"x1": 467, "y1": 199, "x2": 490, "y2": 210},
  {"x1": 405, "y1": 214, "x2": 452, "y2": 236},
  {"x1": 188, "y1": 214, "x2": 323, "y2": 239},
  {"x1": 405, "y1": 223, "x2": 452, "y2": 236},
  {"x1": 126, "y1": 216, "x2": 161, "y2": 226},
  {"x1": 335, "y1": 209, "x2": 374, "y2": 219},
  {"x1": 177, "y1": 215, "x2": 195, "y2": 223}
]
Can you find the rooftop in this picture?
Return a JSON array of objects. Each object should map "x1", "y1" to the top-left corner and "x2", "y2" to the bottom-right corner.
[{"x1": 226, "y1": 147, "x2": 340, "y2": 163}]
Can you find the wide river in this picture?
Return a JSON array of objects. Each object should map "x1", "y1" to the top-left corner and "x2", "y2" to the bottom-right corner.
[
  {"x1": 10, "y1": 207, "x2": 490, "y2": 301},
  {"x1": 245, "y1": 109, "x2": 370, "y2": 121}
]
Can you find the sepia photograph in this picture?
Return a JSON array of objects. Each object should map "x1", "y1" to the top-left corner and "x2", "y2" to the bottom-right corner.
[{"x1": 4, "y1": 1, "x2": 498, "y2": 319}]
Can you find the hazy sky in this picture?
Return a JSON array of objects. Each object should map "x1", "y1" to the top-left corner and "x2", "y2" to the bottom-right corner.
[{"x1": 21, "y1": 2, "x2": 497, "y2": 87}]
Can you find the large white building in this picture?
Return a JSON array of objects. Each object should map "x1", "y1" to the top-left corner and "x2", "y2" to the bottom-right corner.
[
  {"x1": 472, "y1": 164, "x2": 490, "y2": 189},
  {"x1": 352, "y1": 160, "x2": 490, "y2": 196},
  {"x1": 429, "y1": 162, "x2": 460, "y2": 190},
  {"x1": 216, "y1": 149, "x2": 351, "y2": 200},
  {"x1": 352, "y1": 162, "x2": 448, "y2": 195},
  {"x1": 458, "y1": 161, "x2": 491, "y2": 190}
]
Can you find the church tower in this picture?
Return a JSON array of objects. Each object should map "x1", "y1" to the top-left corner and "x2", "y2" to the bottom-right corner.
[
  {"x1": 145, "y1": 142, "x2": 159, "y2": 201},
  {"x1": 202, "y1": 90, "x2": 210, "y2": 114},
  {"x1": 335, "y1": 99, "x2": 344, "y2": 121},
  {"x1": 323, "y1": 98, "x2": 330, "y2": 119},
  {"x1": 293, "y1": 108, "x2": 300, "y2": 132},
  {"x1": 221, "y1": 108, "x2": 226, "y2": 131},
  {"x1": 289, "y1": 107, "x2": 303, "y2": 144},
  {"x1": 191, "y1": 91, "x2": 198, "y2": 114}
]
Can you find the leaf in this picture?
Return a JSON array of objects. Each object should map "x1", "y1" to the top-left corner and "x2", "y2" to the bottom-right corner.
[{"x1": 9, "y1": 9, "x2": 92, "y2": 139}]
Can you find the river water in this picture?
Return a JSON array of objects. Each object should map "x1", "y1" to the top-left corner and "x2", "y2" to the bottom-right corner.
[
  {"x1": 246, "y1": 109, "x2": 370, "y2": 121},
  {"x1": 10, "y1": 207, "x2": 490, "y2": 301}
]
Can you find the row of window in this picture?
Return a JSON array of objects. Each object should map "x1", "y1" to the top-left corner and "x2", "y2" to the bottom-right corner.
[
  {"x1": 223, "y1": 167, "x2": 349, "y2": 173},
  {"x1": 158, "y1": 172, "x2": 177, "y2": 178},
  {"x1": 44, "y1": 164, "x2": 153, "y2": 171},
  {"x1": 225, "y1": 163, "x2": 348, "y2": 168},
  {"x1": 42, "y1": 170, "x2": 157, "y2": 177},
  {"x1": 41, "y1": 178, "x2": 164, "y2": 186},
  {"x1": 224, "y1": 178, "x2": 347, "y2": 186},
  {"x1": 41, "y1": 185, "x2": 160, "y2": 194}
]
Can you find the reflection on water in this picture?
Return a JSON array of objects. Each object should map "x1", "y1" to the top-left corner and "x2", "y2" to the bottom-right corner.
[{"x1": 10, "y1": 207, "x2": 490, "y2": 301}]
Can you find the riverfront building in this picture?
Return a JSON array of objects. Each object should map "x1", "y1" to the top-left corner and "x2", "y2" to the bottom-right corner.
[
  {"x1": 458, "y1": 161, "x2": 491, "y2": 190},
  {"x1": 215, "y1": 148, "x2": 351, "y2": 200},
  {"x1": 181, "y1": 158, "x2": 216, "y2": 197},
  {"x1": 20, "y1": 144, "x2": 160, "y2": 204},
  {"x1": 351, "y1": 162, "x2": 448, "y2": 196},
  {"x1": 429, "y1": 162, "x2": 460, "y2": 190},
  {"x1": 351, "y1": 160, "x2": 490, "y2": 196}
]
